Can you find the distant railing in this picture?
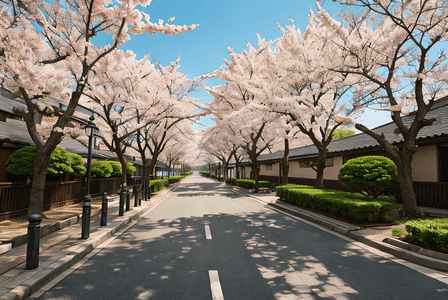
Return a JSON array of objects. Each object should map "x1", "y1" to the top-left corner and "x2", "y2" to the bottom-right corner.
[{"x1": 0, "y1": 176, "x2": 142, "y2": 220}]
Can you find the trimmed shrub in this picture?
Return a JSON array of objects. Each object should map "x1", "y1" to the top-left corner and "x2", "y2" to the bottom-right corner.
[
  {"x1": 277, "y1": 185, "x2": 393, "y2": 222},
  {"x1": 66, "y1": 152, "x2": 86, "y2": 178},
  {"x1": 91, "y1": 161, "x2": 113, "y2": 178},
  {"x1": 405, "y1": 219, "x2": 448, "y2": 252},
  {"x1": 276, "y1": 184, "x2": 313, "y2": 200},
  {"x1": 168, "y1": 176, "x2": 184, "y2": 183},
  {"x1": 149, "y1": 178, "x2": 169, "y2": 192},
  {"x1": 229, "y1": 179, "x2": 271, "y2": 189},
  {"x1": 127, "y1": 162, "x2": 136, "y2": 176},
  {"x1": 338, "y1": 156, "x2": 397, "y2": 198},
  {"x1": 6, "y1": 146, "x2": 73, "y2": 179},
  {"x1": 108, "y1": 161, "x2": 122, "y2": 177},
  {"x1": 180, "y1": 172, "x2": 192, "y2": 176},
  {"x1": 6, "y1": 146, "x2": 38, "y2": 177}
]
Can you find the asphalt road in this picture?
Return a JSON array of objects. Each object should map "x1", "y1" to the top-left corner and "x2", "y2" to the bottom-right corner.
[{"x1": 37, "y1": 175, "x2": 448, "y2": 299}]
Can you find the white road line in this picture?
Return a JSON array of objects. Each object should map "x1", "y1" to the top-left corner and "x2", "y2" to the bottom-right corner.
[
  {"x1": 208, "y1": 270, "x2": 224, "y2": 300},
  {"x1": 205, "y1": 224, "x2": 212, "y2": 239}
]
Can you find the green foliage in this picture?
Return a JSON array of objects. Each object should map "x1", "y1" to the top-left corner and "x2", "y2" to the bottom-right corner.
[
  {"x1": 200, "y1": 171, "x2": 210, "y2": 176},
  {"x1": 405, "y1": 218, "x2": 448, "y2": 252},
  {"x1": 127, "y1": 162, "x2": 136, "y2": 176},
  {"x1": 223, "y1": 178, "x2": 271, "y2": 189},
  {"x1": 66, "y1": 152, "x2": 86, "y2": 178},
  {"x1": 331, "y1": 128, "x2": 355, "y2": 140},
  {"x1": 179, "y1": 172, "x2": 192, "y2": 176},
  {"x1": 276, "y1": 184, "x2": 314, "y2": 200},
  {"x1": 277, "y1": 185, "x2": 394, "y2": 222},
  {"x1": 149, "y1": 178, "x2": 169, "y2": 192},
  {"x1": 392, "y1": 227, "x2": 405, "y2": 236},
  {"x1": 6, "y1": 146, "x2": 75, "y2": 179},
  {"x1": 91, "y1": 161, "x2": 113, "y2": 178},
  {"x1": 108, "y1": 161, "x2": 122, "y2": 177},
  {"x1": 6, "y1": 146, "x2": 37, "y2": 177},
  {"x1": 46, "y1": 147, "x2": 71, "y2": 178},
  {"x1": 338, "y1": 156, "x2": 397, "y2": 198}
]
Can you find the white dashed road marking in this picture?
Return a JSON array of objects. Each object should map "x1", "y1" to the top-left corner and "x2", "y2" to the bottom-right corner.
[
  {"x1": 209, "y1": 270, "x2": 224, "y2": 300},
  {"x1": 205, "y1": 224, "x2": 213, "y2": 239}
]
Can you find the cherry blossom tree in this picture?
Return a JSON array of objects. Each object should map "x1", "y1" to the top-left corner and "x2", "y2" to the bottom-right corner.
[
  {"x1": 317, "y1": 0, "x2": 448, "y2": 215},
  {"x1": 0, "y1": 0, "x2": 198, "y2": 216},
  {"x1": 81, "y1": 49, "x2": 161, "y2": 187},
  {"x1": 206, "y1": 81, "x2": 280, "y2": 192},
  {"x1": 121, "y1": 56, "x2": 205, "y2": 199}
]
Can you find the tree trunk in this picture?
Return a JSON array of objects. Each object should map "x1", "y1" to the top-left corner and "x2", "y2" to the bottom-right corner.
[
  {"x1": 315, "y1": 147, "x2": 327, "y2": 189},
  {"x1": 27, "y1": 153, "x2": 51, "y2": 217},
  {"x1": 395, "y1": 150, "x2": 420, "y2": 216},
  {"x1": 281, "y1": 138, "x2": 289, "y2": 185},
  {"x1": 252, "y1": 159, "x2": 260, "y2": 193}
]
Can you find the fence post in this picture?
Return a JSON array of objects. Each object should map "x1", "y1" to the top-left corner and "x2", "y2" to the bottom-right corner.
[
  {"x1": 119, "y1": 186, "x2": 125, "y2": 216},
  {"x1": 148, "y1": 185, "x2": 151, "y2": 200},
  {"x1": 26, "y1": 214, "x2": 42, "y2": 270},
  {"x1": 126, "y1": 188, "x2": 131, "y2": 211},
  {"x1": 101, "y1": 192, "x2": 107, "y2": 226}
]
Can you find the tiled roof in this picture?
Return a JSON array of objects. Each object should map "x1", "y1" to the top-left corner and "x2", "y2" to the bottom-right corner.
[{"x1": 250, "y1": 101, "x2": 448, "y2": 163}]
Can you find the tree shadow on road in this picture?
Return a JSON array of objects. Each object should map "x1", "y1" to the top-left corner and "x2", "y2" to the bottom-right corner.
[{"x1": 38, "y1": 208, "x2": 448, "y2": 300}]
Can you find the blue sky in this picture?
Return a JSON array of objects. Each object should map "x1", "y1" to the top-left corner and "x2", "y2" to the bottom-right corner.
[{"x1": 118, "y1": 0, "x2": 392, "y2": 131}]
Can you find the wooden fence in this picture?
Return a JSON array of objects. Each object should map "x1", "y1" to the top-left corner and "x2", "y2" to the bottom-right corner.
[
  {"x1": 0, "y1": 176, "x2": 142, "y2": 220},
  {"x1": 259, "y1": 175, "x2": 448, "y2": 209}
]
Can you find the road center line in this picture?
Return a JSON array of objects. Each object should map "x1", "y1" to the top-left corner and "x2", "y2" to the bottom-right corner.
[
  {"x1": 208, "y1": 270, "x2": 224, "y2": 300},
  {"x1": 205, "y1": 224, "x2": 212, "y2": 239}
]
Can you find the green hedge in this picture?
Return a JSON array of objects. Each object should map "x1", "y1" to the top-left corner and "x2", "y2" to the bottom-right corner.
[
  {"x1": 149, "y1": 178, "x2": 169, "y2": 192},
  {"x1": 405, "y1": 219, "x2": 448, "y2": 252},
  {"x1": 180, "y1": 172, "x2": 192, "y2": 176},
  {"x1": 275, "y1": 184, "x2": 314, "y2": 201},
  {"x1": 276, "y1": 185, "x2": 394, "y2": 222},
  {"x1": 223, "y1": 178, "x2": 271, "y2": 188}
]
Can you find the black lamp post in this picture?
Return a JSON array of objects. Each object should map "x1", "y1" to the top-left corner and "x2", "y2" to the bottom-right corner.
[{"x1": 82, "y1": 116, "x2": 98, "y2": 239}]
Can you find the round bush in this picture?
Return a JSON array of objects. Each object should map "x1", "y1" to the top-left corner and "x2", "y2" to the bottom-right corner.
[
  {"x1": 67, "y1": 152, "x2": 86, "y2": 178},
  {"x1": 91, "y1": 161, "x2": 113, "y2": 178},
  {"x1": 109, "y1": 161, "x2": 122, "y2": 177},
  {"x1": 6, "y1": 146, "x2": 72, "y2": 179},
  {"x1": 338, "y1": 156, "x2": 397, "y2": 198},
  {"x1": 127, "y1": 162, "x2": 136, "y2": 176}
]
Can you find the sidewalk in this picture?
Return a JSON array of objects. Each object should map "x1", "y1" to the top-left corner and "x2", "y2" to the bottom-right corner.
[
  {"x1": 228, "y1": 183, "x2": 448, "y2": 273},
  {"x1": 0, "y1": 183, "x2": 178, "y2": 300}
]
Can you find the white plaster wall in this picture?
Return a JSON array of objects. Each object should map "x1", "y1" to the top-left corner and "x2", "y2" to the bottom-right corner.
[
  {"x1": 412, "y1": 145, "x2": 438, "y2": 182},
  {"x1": 288, "y1": 160, "x2": 316, "y2": 179},
  {"x1": 323, "y1": 156, "x2": 343, "y2": 180},
  {"x1": 259, "y1": 163, "x2": 280, "y2": 176}
]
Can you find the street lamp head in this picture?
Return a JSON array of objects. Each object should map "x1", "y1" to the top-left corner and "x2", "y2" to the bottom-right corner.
[{"x1": 84, "y1": 115, "x2": 98, "y2": 137}]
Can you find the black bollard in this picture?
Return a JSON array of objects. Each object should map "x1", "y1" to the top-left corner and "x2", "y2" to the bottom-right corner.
[
  {"x1": 26, "y1": 214, "x2": 42, "y2": 270},
  {"x1": 81, "y1": 195, "x2": 91, "y2": 239},
  {"x1": 134, "y1": 186, "x2": 138, "y2": 207},
  {"x1": 138, "y1": 185, "x2": 142, "y2": 206},
  {"x1": 101, "y1": 192, "x2": 108, "y2": 226},
  {"x1": 119, "y1": 186, "x2": 125, "y2": 216},
  {"x1": 126, "y1": 188, "x2": 131, "y2": 211},
  {"x1": 148, "y1": 185, "x2": 151, "y2": 200}
]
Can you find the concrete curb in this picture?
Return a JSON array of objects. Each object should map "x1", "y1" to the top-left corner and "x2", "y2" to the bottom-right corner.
[
  {"x1": 0, "y1": 184, "x2": 177, "y2": 300},
  {"x1": 268, "y1": 201, "x2": 448, "y2": 273}
]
